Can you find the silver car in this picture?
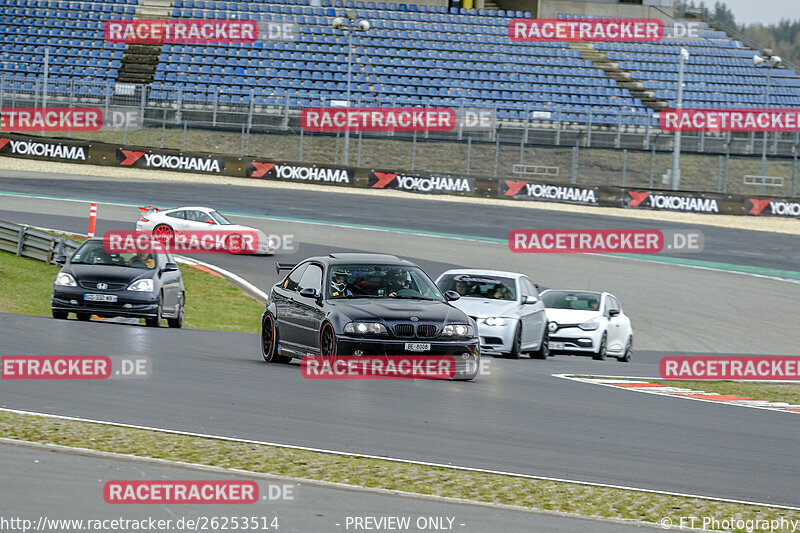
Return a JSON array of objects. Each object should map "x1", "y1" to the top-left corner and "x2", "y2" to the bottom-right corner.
[{"x1": 435, "y1": 269, "x2": 549, "y2": 359}]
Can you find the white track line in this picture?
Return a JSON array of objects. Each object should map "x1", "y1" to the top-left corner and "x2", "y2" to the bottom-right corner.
[{"x1": 2, "y1": 407, "x2": 798, "y2": 511}]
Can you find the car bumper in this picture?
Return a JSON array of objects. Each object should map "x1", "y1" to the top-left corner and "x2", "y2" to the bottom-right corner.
[
  {"x1": 474, "y1": 322, "x2": 516, "y2": 355},
  {"x1": 52, "y1": 288, "x2": 160, "y2": 319},
  {"x1": 336, "y1": 336, "x2": 479, "y2": 375},
  {"x1": 548, "y1": 328, "x2": 603, "y2": 352}
]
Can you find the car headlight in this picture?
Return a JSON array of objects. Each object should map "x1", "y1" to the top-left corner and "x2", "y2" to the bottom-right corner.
[
  {"x1": 127, "y1": 279, "x2": 154, "y2": 292},
  {"x1": 442, "y1": 324, "x2": 473, "y2": 337},
  {"x1": 55, "y1": 273, "x2": 77, "y2": 287},
  {"x1": 578, "y1": 319, "x2": 600, "y2": 331},
  {"x1": 483, "y1": 317, "x2": 508, "y2": 326},
  {"x1": 344, "y1": 322, "x2": 387, "y2": 335}
]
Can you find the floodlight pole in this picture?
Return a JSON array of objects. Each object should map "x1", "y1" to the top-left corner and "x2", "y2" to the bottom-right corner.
[
  {"x1": 760, "y1": 68, "x2": 772, "y2": 195},
  {"x1": 333, "y1": 13, "x2": 369, "y2": 167},
  {"x1": 671, "y1": 48, "x2": 689, "y2": 191}
]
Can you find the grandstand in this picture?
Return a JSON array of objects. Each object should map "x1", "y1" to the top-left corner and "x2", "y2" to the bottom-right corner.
[{"x1": 1, "y1": 0, "x2": 799, "y2": 133}]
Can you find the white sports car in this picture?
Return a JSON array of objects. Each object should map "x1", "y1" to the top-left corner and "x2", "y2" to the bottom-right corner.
[
  {"x1": 435, "y1": 269, "x2": 549, "y2": 359},
  {"x1": 540, "y1": 290, "x2": 633, "y2": 362},
  {"x1": 135, "y1": 206, "x2": 275, "y2": 255}
]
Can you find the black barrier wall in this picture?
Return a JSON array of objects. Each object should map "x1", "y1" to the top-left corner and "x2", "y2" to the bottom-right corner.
[{"x1": 0, "y1": 132, "x2": 796, "y2": 218}]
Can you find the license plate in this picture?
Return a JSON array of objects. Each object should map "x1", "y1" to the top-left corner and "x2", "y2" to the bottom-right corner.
[
  {"x1": 549, "y1": 342, "x2": 565, "y2": 350},
  {"x1": 84, "y1": 293, "x2": 117, "y2": 302},
  {"x1": 405, "y1": 343, "x2": 431, "y2": 352}
]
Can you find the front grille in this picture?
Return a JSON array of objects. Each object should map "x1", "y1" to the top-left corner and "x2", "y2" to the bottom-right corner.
[
  {"x1": 79, "y1": 281, "x2": 126, "y2": 290},
  {"x1": 417, "y1": 325, "x2": 437, "y2": 337},
  {"x1": 394, "y1": 324, "x2": 415, "y2": 337}
]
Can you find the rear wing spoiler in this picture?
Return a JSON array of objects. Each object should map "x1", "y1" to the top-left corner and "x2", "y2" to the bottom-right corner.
[
  {"x1": 138, "y1": 205, "x2": 161, "y2": 214},
  {"x1": 275, "y1": 262, "x2": 297, "y2": 275}
]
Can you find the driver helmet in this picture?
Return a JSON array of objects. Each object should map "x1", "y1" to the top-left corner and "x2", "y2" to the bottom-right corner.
[{"x1": 331, "y1": 268, "x2": 349, "y2": 292}]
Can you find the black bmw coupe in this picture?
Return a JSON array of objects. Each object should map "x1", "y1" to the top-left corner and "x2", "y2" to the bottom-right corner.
[{"x1": 261, "y1": 253, "x2": 480, "y2": 380}]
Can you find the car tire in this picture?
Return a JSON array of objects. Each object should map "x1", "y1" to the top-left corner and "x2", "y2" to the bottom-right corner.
[
  {"x1": 262, "y1": 313, "x2": 291, "y2": 363},
  {"x1": 167, "y1": 304, "x2": 184, "y2": 329},
  {"x1": 152, "y1": 224, "x2": 174, "y2": 245},
  {"x1": 618, "y1": 336, "x2": 632, "y2": 362},
  {"x1": 320, "y1": 322, "x2": 338, "y2": 359},
  {"x1": 592, "y1": 333, "x2": 607, "y2": 361},
  {"x1": 145, "y1": 297, "x2": 162, "y2": 328},
  {"x1": 52, "y1": 309, "x2": 68, "y2": 320},
  {"x1": 530, "y1": 324, "x2": 549, "y2": 359},
  {"x1": 509, "y1": 322, "x2": 522, "y2": 359},
  {"x1": 76, "y1": 312, "x2": 91, "y2": 321}
]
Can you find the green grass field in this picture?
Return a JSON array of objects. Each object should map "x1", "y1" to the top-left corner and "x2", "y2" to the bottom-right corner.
[{"x1": 0, "y1": 250, "x2": 262, "y2": 333}]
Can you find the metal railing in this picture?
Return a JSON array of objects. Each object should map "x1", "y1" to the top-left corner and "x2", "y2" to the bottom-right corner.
[{"x1": 0, "y1": 221, "x2": 81, "y2": 265}]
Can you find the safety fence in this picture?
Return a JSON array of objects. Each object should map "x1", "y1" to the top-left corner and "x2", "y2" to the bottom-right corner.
[{"x1": 0, "y1": 220, "x2": 82, "y2": 264}]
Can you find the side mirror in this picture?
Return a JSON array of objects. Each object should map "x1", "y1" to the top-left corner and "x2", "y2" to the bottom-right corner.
[
  {"x1": 204, "y1": 219, "x2": 215, "y2": 224},
  {"x1": 299, "y1": 287, "x2": 318, "y2": 299},
  {"x1": 55, "y1": 255, "x2": 67, "y2": 265},
  {"x1": 608, "y1": 309, "x2": 620, "y2": 317},
  {"x1": 163, "y1": 262, "x2": 179, "y2": 272},
  {"x1": 522, "y1": 295, "x2": 538, "y2": 304},
  {"x1": 444, "y1": 290, "x2": 461, "y2": 302}
]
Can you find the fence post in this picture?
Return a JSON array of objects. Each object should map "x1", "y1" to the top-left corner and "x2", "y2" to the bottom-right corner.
[
  {"x1": 16, "y1": 226, "x2": 26, "y2": 257},
  {"x1": 571, "y1": 144, "x2": 579, "y2": 184},
  {"x1": 282, "y1": 91, "x2": 290, "y2": 130},
  {"x1": 123, "y1": 113, "x2": 129, "y2": 145},
  {"x1": 773, "y1": 132, "x2": 779, "y2": 155},
  {"x1": 466, "y1": 136, "x2": 472, "y2": 174},
  {"x1": 615, "y1": 110, "x2": 622, "y2": 148},
  {"x1": 411, "y1": 130, "x2": 417, "y2": 171},
  {"x1": 140, "y1": 84, "x2": 146, "y2": 121},
  {"x1": 357, "y1": 130, "x2": 363, "y2": 167},
  {"x1": 523, "y1": 103, "x2": 530, "y2": 144},
  {"x1": 649, "y1": 143, "x2": 656, "y2": 188},
  {"x1": 555, "y1": 109, "x2": 561, "y2": 146},
  {"x1": 457, "y1": 99, "x2": 464, "y2": 141},
  {"x1": 160, "y1": 107, "x2": 166, "y2": 148},
  {"x1": 699, "y1": 131, "x2": 705, "y2": 152},
  {"x1": 494, "y1": 131, "x2": 500, "y2": 178},
  {"x1": 212, "y1": 87, "x2": 218, "y2": 126},
  {"x1": 239, "y1": 123, "x2": 245, "y2": 156},
  {"x1": 723, "y1": 137, "x2": 731, "y2": 193},
  {"x1": 182, "y1": 121, "x2": 187, "y2": 151},
  {"x1": 586, "y1": 110, "x2": 593, "y2": 147},
  {"x1": 748, "y1": 131, "x2": 755, "y2": 153},
  {"x1": 621, "y1": 149, "x2": 627, "y2": 187},
  {"x1": 247, "y1": 88, "x2": 255, "y2": 134},
  {"x1": 716, "y1": 155, "x2": 723, "y2": 192},
  {"x1": 299, "y1": 127, "x2": 304, "y2": 162},
  {"x1": 644, "y1": 119, "x2": 650, "y2": 150},
  {"x1": 792, "y1": 132, "x2": 799, "y2": 197}
]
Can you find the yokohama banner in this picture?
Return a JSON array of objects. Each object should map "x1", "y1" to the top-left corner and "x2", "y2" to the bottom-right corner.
[
  {"x1": 745, "y1": 198, "x2": 800, "y2": 217},
  {"x1": 116, "y1": 148, "x2": 225, "y2": 173},
  {"x1": 247, "y1": 161, "x2": 353, "y2": 184},
  {"x1": 499, "y1": 180, "x2": 599, "y2": 205},
  {"x1": 0, "y1": 135, "x2": 90, "y2": 161},
  {"x1": 368, "y1": 171, "x2": 474, "y2": 194},
  {"x1": 626, "y1": 190, "x2": 721, "y2": 213}
]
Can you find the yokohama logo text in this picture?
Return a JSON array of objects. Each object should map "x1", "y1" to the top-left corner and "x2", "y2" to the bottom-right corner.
[
  {"x1": 627, "y1": 191, "x2": 720, "y2": 213},
  {"x1": 0, "y1": 138, "x2": 87, "y2": 160},
  {"x1": 370, "y1": 172, "x2": 473, "y2": 193},
  {"x1": 118, "y1": 150, "x2": 223, "y2": 173},
  {"x1": 503, "y1": 181, "x2": 598, "y2": 205},
  {"x1": 273, "y1": 165, "x2": 351, "y2": 183},
  {"x1": 748, "y1": 198, "x2": 800, "y2": 217}
]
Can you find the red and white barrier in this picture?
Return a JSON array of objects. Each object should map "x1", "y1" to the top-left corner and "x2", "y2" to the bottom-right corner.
[{"x1": 88, "y1": 202, "x2": 97, "y2": 237}]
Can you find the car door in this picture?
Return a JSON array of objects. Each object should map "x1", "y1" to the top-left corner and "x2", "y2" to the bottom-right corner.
[
  {"x1": 294, "y1": 263, "x2": 326, "y2": 353},
  {"x1": 273, "y1": 263, "x2": 308, "y2": 353},
  {"x1": 157, "y1": 253, "x2": 181, "y2": 313},
  {"x1": 520, "y1": 277, "x2": 546, "y2": 349},
  {"x1": 163, "y1": 210, "x2": 187, "y2": 231},
  {"x1": 182, "y1": 210, "x2": 216, "y2": 231},
  {"x1": 605, "y1": 295, "x2": 624, "y2": 352}
]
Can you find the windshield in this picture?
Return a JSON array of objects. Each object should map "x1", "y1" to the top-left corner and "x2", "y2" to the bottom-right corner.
[
  {"x1": 541, "y1": 291, "x2": 601, "y2": 311},
  {"x1": 209, "y1": 211, "x2": 233, "y2": 225},
  {"x1": 437, "y1": 274, "x2": 516, "y2": 301},
  {"x1": 327, "y1": 264, "x2": 443, "y2": 300},
  {"x1": 71, "y1": 241, "x2": 156, "y2": 270}
]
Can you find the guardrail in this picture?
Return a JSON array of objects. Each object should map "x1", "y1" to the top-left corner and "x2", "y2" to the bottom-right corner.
[{"x1": 0, "y1": 221, "x2": 82, "y2": 264}]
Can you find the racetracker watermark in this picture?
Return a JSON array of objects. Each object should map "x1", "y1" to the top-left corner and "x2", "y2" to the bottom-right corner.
[
  {"x1": 660, "y1": 109, "x2": 800, "y2": 133},
  {"x1": 300, "y1": 355, "x2": 487, "y2": 379},
  {"x1": 105, "y1": 19, "x2": 299, "y2": 43},
  {"x1": 0, "y1": 107, "x2": 142, "y2": 131},
  {"x1": 509, "y1": 18, "x2": 663, "y2": 42},
  {"x1": 300, "y1": 108, "x2": 456, "y2": 132},
  {"x1": 508, "y1": 229, "x2": 703, "y2": 254},
  {"x1": 0, "y1": 356, "x2": 150, "y2": 379},
  {"x1": 102, "y1": 230, "x2": 293, "y2": 255},
  {"x1": 103, "y1": 481, "x2": 295, "y2": 504},
  {"x1": 660, "y1": 516, "x2": 799, "y2": 532},
  {"x1": 660, "y1": 356, "x2": 800, "y2": 381}
]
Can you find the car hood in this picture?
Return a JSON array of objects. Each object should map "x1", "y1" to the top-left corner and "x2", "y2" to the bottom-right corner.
[
  {"x1": 331, "y1": 299, "x2": 469, "y2": 325},
  {"x1": 65, "y1": 264, "x2": 154, "y2": 283},
  {"x1": 544, "y1": 308, "x2": 601, "y2": 325},
  {"x1": 448, "y1": 298, "x2": 519, "y2": 319}
]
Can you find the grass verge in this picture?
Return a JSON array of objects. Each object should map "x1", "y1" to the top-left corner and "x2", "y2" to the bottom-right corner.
[
  {"x1": 0, "y1": 250, "x2": 262, "y2": 333},
  {"x1": 651, "y1": 380, "x2": 800, "y2": 405},
  {"x1": 0, "y1": 409, "x2": 796, "y2": 531}
]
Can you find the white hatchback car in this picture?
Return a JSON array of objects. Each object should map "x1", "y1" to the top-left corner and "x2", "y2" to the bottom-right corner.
[
  {"x1": 136, "y1": 206, "x2": 275, "y2": 255},
  {"x1": 540, "y1": 290, "x2": 633, "y2": 362},
  {"x1": 435, "y1": 269, "x2": 549, "y2": 359}
]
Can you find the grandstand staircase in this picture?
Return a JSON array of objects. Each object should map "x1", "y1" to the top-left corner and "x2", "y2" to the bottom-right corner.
[
  {"x1": 569, "y1": 42, "x2": 668, "y2": 112},
  {"x1": 116, "y1": 0, "x2": 172, "y2": 85}
]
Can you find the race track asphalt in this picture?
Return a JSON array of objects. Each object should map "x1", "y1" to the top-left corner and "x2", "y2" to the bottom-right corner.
[{"x1": 0, "y1": 170, "x2": 799, "y2": 509}]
